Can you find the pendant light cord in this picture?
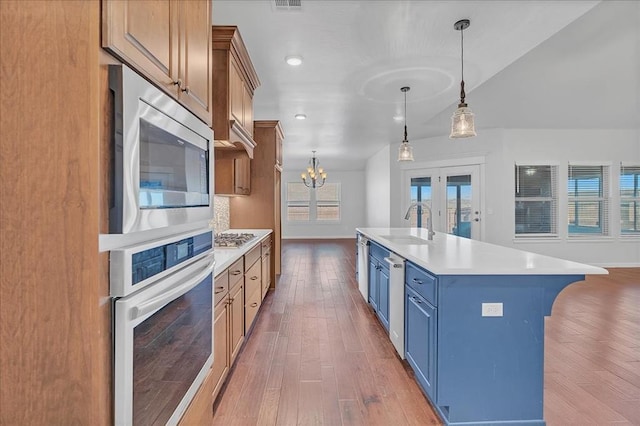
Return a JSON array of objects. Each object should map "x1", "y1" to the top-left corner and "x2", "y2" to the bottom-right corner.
[
  {"x1": 459, "y1": 23, "x2": 467, "y2": 107},
  {"x1": 403, "y1": 89, "x2": 408, "y2": 142}
]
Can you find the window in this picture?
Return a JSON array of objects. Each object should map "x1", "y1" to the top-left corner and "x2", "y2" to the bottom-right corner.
[
  {"x1": 286, "y1": 182, "x2": 310, "y2": 221},
  {"x1": 568, "y1": 165, "x2": 609, "y2": 236},
  {"x1": 316, "y1": 183, "x2": 341, "y2": 221},
  {"x1": 620, "y1": 165, "x2": 640, "y2": 235},
  {"x1": 286, "y1": 182, "x2": 341, "y2": 222},
  {"x1": 410, "y1": 177, "x2": 432, "y2": 228},
  {"x1": 515, "y1": 165, "x2": 558, "y2": 236}
]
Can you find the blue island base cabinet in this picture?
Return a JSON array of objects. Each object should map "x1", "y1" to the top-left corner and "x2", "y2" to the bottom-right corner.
[{"x1": 411, "y1": 272, "x2": 584, "y2": 426}]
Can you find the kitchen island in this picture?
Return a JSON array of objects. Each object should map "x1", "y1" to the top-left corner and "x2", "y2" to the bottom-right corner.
[{"x1": 356, "y1": 227, "x2": 607, "y2": 426}]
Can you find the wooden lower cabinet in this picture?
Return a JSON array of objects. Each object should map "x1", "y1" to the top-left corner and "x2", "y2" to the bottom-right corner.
[
  {"x1": 211, "y1": 297, "x2": 229, "y2": 400},
  {"x1": 244, "y1": 259, "x2": 262, "y2": 334},
  {"x1": 229, "y1": 280, "x2": 245, "y2": 364},
  {"x1": 179, "y1": 368, "x2": 214, "y2": 425}
]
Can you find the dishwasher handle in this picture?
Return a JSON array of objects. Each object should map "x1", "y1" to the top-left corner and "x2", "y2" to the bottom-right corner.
[{"x1": 384, "y1": 257, "x2": 404, "y2": 269}]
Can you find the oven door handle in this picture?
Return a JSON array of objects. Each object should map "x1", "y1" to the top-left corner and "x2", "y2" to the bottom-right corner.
[{"x1": 131, "y1": 253, "x2": 216, "y2": 320}]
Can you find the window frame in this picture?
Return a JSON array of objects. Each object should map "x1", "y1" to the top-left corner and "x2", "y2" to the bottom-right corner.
[
  {"x1": 620, "y1": 163, "x2": 640, "y2": 237},
  {"x1": 567, "y1": 163, "x2": 610, "y2": 238},
  {"x1": 514, "y1": 163, "x2": 559, "y2": 238}
]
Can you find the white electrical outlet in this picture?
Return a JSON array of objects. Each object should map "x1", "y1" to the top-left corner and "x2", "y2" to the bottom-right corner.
[{"x1": 482, "y1": 302, "x2": 503, "y2": 317}]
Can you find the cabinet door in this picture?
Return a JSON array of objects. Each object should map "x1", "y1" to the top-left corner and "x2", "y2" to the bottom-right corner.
[
  {"x1": 229, "y1": 58, "x2": 244, "y2": 125},
  {"x1": 234, "y1": 157, "x2": 251, "y2": 195},
  {"x1": 229, "y1": 283, "x2": 244, "y2": 364},
  {"x1": 242, "y1": 85, "x2": 253, "y2": 136},
  {"x1": 405, "y1": 289, "x2": 437, "y2": 401},
  {"x1": 211, "y1": 299, "x2": 229, "y2": 399},
  {"x1": 368, "y1": 258, "x2": 378, "y2": 310},
  {"x1": 377, "y1": 265, "x2": 390, "y2": 331},
  {"x1": 261, "y1": 252, "x2": 270, "y2": 299},
  {"x1": 177, "y1": 0, "x2": 212, "y2": 125},
  {"x1": 102, "y1": 0, "x2": 179, "y2": 95},
  {"x1": 244, "y1": 259, "x2": 262, "y2": 302}
]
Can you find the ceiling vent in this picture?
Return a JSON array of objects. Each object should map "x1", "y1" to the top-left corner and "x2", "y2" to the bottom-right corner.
[{"x1": 273, "y1": 0, "x2": 302, "y2": 11}]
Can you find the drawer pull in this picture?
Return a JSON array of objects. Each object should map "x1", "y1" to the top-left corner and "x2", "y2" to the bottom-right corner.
[
  {"x1": 250, "y1": 276, "x2": 259, "y2": 280},
  {"x1": 412, "y1": 278, "x2": 423, "y2": 284},
  {"x1": 411, "y1": 296, "x2": 422, "y2": 304},
  {"x1": 214, "y1": 286, "x2": 225, "y2": 294},
  {"x1": 250, "y1": 302, "x2": 258, "y2": 308},
  {"x1": 231, "y1": 270, "x2": 242, "y2": 276}
]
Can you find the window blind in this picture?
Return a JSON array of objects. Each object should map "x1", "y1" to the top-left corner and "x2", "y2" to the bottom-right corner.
[
  {"x1": 620, "y1": 164, "x2": 640, "y2": 235},
  {"x1": 514, "y1": 165, "x2": 558, "y2": 236},
  {"x1": 286, "y1": 182, "x2": 310, "y2": 221},
  {"x1": 316, "y1": 183, "x2": 341, "y2": 221},
  {"x1": 568, "y1": 165, "x2": 609, "y2": 236}
]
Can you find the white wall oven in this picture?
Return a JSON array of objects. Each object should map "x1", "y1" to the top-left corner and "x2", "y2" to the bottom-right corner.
[
  {"x1": 112, "y1": 228, "x2": 215, "y2": 425},
  {"x1": 108, "y1": 64, "x2": 214, "y2": 242}
]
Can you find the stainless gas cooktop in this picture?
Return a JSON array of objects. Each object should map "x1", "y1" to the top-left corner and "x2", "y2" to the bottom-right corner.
[{"x1": 214, "y1": 232, "x2": 256, "y2": 248}]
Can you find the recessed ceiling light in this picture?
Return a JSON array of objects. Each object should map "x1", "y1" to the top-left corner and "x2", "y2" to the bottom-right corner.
[
  {"x1": 285, "y1": 55, "x2": 303, "y2": 66},
  {"x1": 295, "y1": 114, "x2": 307, "y2": 120}
]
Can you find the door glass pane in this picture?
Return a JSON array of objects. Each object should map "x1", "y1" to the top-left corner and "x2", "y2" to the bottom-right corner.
[
  {"x1": 410, "y1": 177, "x2": 432, "y2": 228},
  {"x1": 446, "y1": 174, "x2": 472, "y2": 238}
]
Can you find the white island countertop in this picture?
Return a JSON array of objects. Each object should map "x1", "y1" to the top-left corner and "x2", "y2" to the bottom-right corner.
[
  {"x1": 214, "y1": 229, "x2": 272, "y2": 276},
  {"x1": 356, "y1": 227, "x2": 608, "y2": 276}
]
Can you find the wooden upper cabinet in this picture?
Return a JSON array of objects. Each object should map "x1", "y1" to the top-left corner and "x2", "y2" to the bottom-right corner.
[
  {"x1": 102, "y1": 0, "x2": 212, "y2": 126},
  {"x1": 212, "y1": 26, "x2": 260, "y2": 158},
  {"x1": 177, "y1": 0, "x2": 212, "y2": 124},
  {"x1": 215, "y1": 151, "x2": 251, "y2": 196}
]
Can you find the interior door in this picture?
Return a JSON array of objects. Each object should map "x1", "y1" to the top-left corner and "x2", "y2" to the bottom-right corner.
[
  {"x1": 408, "y1": 165, "x2": 481, "y2": 240},
  {"x1": 440, "y1": 165, "x2": 481, "y2": 240}
]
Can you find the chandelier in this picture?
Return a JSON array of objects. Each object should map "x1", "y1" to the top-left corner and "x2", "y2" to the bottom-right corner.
[
  {"x1": 450, "y1": 18, "x2": 477, "y2": 139},
  {"x1": 301, "y1": 150, "x2": 327, "y2": 188}
]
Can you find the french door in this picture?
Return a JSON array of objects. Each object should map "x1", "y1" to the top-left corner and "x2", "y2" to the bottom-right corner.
[{"x1": 408, "y1": 165, "x2": 481, "y2": 240}]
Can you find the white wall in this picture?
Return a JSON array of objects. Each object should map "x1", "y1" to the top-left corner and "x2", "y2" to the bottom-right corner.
[
  {"x1": 365, "y1": 145, "x2": 391, "y2": 227},
  {"x1": 281, "y1": 170, "x2": 366, "y2": 239},
  {"x1": 382, "y1": 128, "x2": 640, "y2": 267}
]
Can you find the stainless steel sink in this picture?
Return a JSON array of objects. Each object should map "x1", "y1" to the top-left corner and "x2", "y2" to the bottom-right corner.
[{"x1": 379, "y1": 235, "x2": 430, "y2": 245}]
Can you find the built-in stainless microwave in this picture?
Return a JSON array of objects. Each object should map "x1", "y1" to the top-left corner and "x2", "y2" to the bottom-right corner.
[{"x1": 108, "y1": 64, "x2": 213, "y2": 241}]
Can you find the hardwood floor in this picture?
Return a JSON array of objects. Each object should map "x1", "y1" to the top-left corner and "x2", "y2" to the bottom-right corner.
[{"x1": 213, "y1": 239, "x2": 640, "y2": 425}]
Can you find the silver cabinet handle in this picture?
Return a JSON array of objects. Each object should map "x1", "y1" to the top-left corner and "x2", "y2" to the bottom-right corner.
[
  {"x1": 214, "y1": 286, "x2": 225, "y2": 294},
  {"x1": 181, "y1": 86, "x2": 190, "y2": 94},
  {"x1": 410, "y1": 296, "x2": 422, "y2": 304},
  {"x1": 250, "y1": 276, "x2": 259, "y2": 280},
  {"x1": 250, "y1": 302, "x2": 258, "y2": 308},
  {"x1": 173, "y1": 79, "x2": 183, "y2": 88},
  {"x1": 231, "y1": 270, "x2": 242, "y2": 276},
  {"x1": 412, "y1": 278, "x2": 423, "y2": 284}
]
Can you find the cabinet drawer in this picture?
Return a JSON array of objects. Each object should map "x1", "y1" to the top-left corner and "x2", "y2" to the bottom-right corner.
[
  {"x1": 369, "y1": 241, "x2": 389, "y2": 262},
  {"x1": 244, "y1": 244, "x2": 261, "y2": 271},
  {"x1": 228, "y1": 257, "x2": 244, "y2": 288},
  {"x1": 405, "y1": 262, "x2": 437, "y2": 306},
  {"x1": 261, "y1": 236, "x2": 272, "y2": 255},
  {"x1": 214, "y1": 269, "x2": 229, "y2": 306},
  {"x1": 245, "y1": 258, "x2": 262, "y2": 298},
  {"x1": 244, "y1": 282, "x2": 261, "y2": 333}
]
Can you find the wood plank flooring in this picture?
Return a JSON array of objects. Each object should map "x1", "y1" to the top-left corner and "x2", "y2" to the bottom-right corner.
[{"x1": 213, "y1": 239, "x2": 640, "y2": 425}]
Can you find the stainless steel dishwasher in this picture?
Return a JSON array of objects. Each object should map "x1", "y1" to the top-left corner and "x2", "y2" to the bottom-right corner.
[
  {"x1": 384, "y1": 253, "x2": 406, "y2": 359},
  {"x1": 356, "y1": 234, "x2": 369, "y2": 302}
]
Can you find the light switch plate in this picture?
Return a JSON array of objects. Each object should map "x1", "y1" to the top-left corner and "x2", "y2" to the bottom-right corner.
[{"x1": 482, "y1": 302, "x2": 503, "y2": 317}]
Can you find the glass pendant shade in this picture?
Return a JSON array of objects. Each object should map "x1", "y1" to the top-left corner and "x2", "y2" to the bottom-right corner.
[
  {"x1": 398, "y1": 141, "x2": 414, "y2": 161},
  {"x1": 450, "y1": 105, "x2": 476, "y2": 138}
]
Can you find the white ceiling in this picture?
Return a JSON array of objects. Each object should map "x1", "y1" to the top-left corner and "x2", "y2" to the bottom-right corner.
[{"x1": 212, "y1": 0, "x2": 636, "y2": 171}]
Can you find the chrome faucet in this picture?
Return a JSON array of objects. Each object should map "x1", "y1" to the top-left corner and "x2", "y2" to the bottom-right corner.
[{"x1": 404, "y1": 201, "x2": 436, "y2": 240}]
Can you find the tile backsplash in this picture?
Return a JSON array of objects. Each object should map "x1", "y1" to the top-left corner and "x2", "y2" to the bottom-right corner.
[{"x1": 213, "y1": 196, "x2": 230, "y2": 232}]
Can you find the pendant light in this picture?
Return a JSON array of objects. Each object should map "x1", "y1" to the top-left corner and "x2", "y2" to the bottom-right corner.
[
  {"x1": 301, "y1": 150, "x2": 326, "y2": 188},
  {"x1": 450, "y1": 19, "x2": 477, "y2": 139},
  {"x1": 397, "y1": 86, "x2": 414, "y2": 162}
]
